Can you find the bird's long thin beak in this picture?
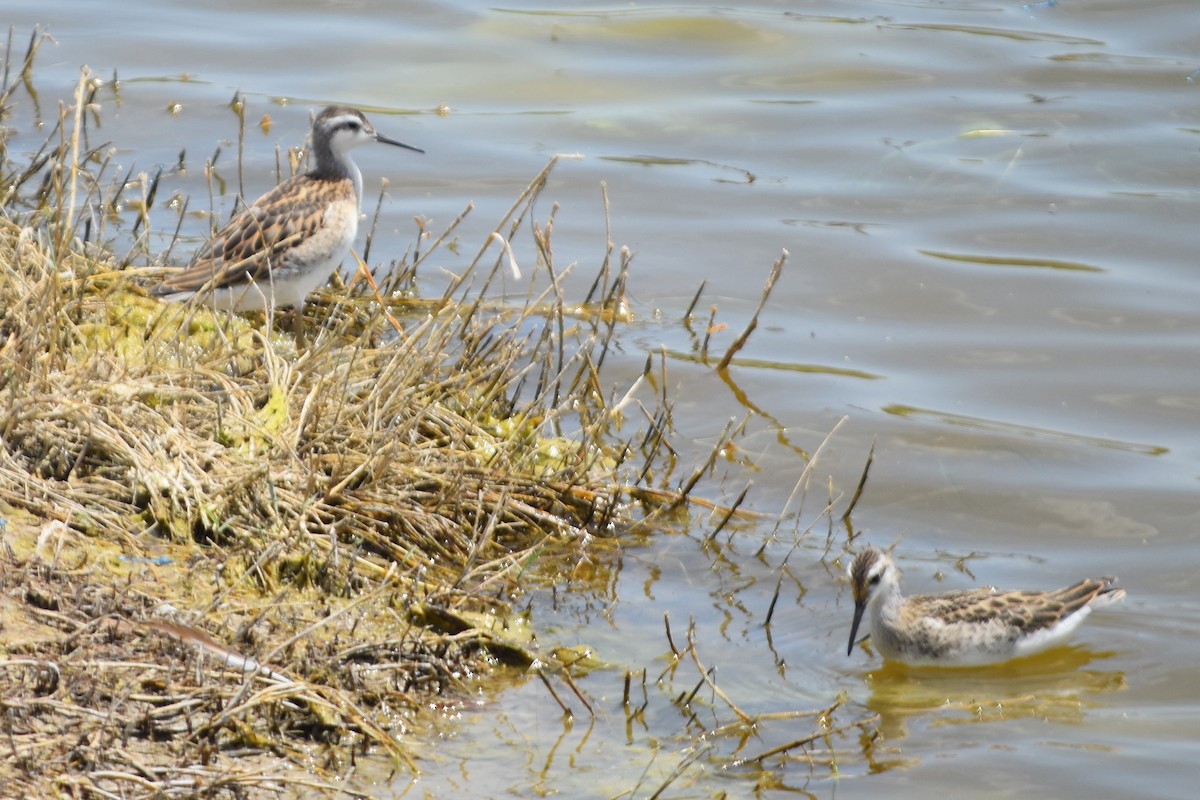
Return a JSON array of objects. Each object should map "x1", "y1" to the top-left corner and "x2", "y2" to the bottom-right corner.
[
  {"x1": 375, "y1": 132, "x2": 424, "y2": 154},
  {"x1": 847, "y1": 600, "x2": 867, "y2": 656}
]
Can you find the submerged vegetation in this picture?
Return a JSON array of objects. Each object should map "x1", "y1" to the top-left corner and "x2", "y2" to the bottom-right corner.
[{"x1": 0, "y1": 32, "x2": 872, "y2": 800}]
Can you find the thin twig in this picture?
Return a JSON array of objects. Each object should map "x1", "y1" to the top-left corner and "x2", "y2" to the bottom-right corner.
[{"x1": 717, "y1": 249, "x2": 787, "y2": 371}]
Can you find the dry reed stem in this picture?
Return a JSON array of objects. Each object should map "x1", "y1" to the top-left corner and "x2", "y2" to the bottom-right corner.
[{"x1": 717, "y1": 248, "x2": 787, "y2": 372}]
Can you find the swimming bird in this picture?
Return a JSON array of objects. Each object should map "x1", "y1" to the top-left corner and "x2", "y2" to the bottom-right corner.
[
  {"x1": 153, "y1": 105, "x2": 422, "y2": 311},
  {"x1": 846, "y1": 546, "x2": 1125, "y2": 666}
]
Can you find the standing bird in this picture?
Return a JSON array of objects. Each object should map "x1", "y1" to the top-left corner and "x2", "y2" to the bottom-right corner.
[
  {"x1": 846, "y1": 546, "x2": 1125, "y2": 667},
  {"x1": 153, "y1": 106, "x2": 422, "y2": 311}
]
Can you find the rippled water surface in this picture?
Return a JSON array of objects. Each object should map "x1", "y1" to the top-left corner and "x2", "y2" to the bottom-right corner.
[{"x1": 6, "y1": 1, "x2": 1199, "y2": 797}]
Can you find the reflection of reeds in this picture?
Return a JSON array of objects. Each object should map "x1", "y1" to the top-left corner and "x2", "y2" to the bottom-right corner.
[{"x1": 615, "y1": 612, "x2": 879, "y2": 796}]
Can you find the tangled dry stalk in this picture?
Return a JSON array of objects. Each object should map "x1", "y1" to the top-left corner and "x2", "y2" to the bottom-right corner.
[{"x1": 0, "y1": 43, "x2": 746, "y2": 797}]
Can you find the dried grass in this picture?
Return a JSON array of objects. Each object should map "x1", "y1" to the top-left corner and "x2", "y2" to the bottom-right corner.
[{"x1": 0, "y1": 47, "x2": 723, "y2": 798}]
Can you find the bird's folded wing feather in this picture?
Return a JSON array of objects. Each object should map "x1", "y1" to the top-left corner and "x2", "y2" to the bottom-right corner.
[
  {"x1": 925, "y1": 579, "x2": 1110, "y2": 633},
  {"x1": 156, "y1": 176, "x2": 328, "y2": 294}
]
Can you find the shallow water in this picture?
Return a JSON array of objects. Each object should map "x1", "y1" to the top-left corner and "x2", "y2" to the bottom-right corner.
[{"x1": 5, "y1": 1, "x2": 1199, "y2": 797}]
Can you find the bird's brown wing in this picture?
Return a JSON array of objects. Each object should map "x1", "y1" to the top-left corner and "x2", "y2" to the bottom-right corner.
[
  {"x1": 155, "y1": 175, "x2": 330, "y2": 294},
  {"x1": 923, "y1": 579, "x2": 1113, "y2": 634}
]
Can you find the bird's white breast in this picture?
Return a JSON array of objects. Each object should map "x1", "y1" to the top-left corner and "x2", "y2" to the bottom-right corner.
[{"x1": 264, "y1": 197, "x2": 359, "y2": 308}]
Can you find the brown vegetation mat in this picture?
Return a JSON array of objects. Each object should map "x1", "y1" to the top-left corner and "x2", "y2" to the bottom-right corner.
[{"x1": 0, "y1": 53, "x2": 734, "y2": 797}]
